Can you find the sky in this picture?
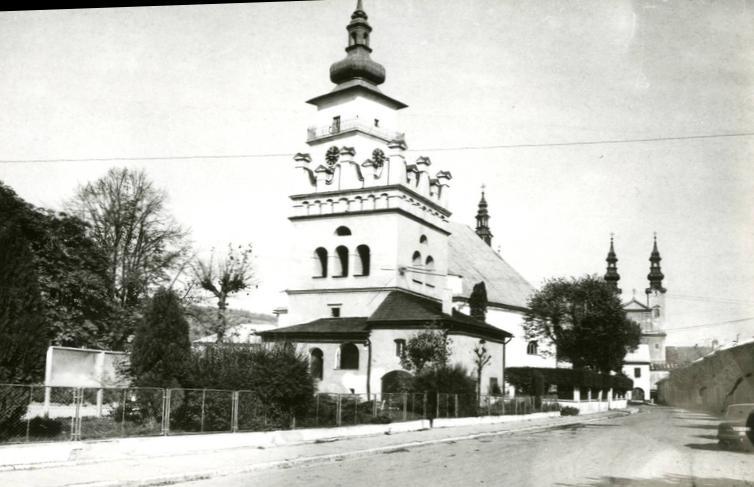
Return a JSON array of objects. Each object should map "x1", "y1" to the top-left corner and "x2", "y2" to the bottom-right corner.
[{"x1": 1, "y1": 0, "x2": 753, "y2": 347}]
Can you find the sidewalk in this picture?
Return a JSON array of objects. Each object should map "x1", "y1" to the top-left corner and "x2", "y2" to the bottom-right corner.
[{"x1": 0, "y1": 409, "x2": 635, "y2": 487}]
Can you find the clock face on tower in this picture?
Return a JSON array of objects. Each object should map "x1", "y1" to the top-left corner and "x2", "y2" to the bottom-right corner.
[{"x1": 325, "y1": 146, "x2": 340, "y2": 166}]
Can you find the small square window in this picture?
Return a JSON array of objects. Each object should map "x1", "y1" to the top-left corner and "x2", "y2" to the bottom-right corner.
[
  {"x1": 331, "y1": 307, "x2": 341, "y2": 318},
  {"x1": 395, "y1": 339, "x2": 406, "y2": 357},
  {"x1": 634, "y1": 367, "x2": 641, "y2": 378},
  {"x1": 374, "y1": 118, "x2": 380, "y2": 127}
]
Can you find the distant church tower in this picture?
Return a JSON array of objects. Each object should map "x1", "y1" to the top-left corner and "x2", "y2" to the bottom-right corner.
[
  {"x1": 646, "y1": 234, "x2": 667, "y2": 330},
  {"x1": 475, "y1": 187, "x2": 493, "y2": 246},
  {"x1": 285, "y1": 0, "x2": 455, "y2": 327},
  {"x1": 603, "y1": 234, "x2": 621, "y2": 293}
]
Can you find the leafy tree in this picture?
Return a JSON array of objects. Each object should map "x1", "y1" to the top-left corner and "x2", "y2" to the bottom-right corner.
[
  {"x1": 192, "y1": 243, "x2": 255, "y2": 343},
  {"x1": 67, "y1": 168, "x2": 190, "y2": 312},
  {"x1": 469, "y1": 281, "x2": 488, "y2": 321},
  {"x1": 400, "y1": 325, "x2": 452, "y2": 373},
  {"x1": 129, "y1": 288, "x2": 192, "y2": 388},
  {"x1": 523, "y1": 275, "x2": 641, "y2": 373},
  {"x1": 0, "y1": 220, "x2": 50, "y2": 384},
  {"x1": 472, "y1": 340, "x2": 492, "y2": 399},
  {"x1": 0, "y1": 181, "x2": 116, "y2": 349}
]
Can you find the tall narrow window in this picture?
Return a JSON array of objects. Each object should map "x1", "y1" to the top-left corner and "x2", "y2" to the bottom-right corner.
[
  {"x1": 527, "y1": 341, "x2": 538, "y2": 355},
  {"x1": 356, "y1": 245, "x2": 370, "y2": 276},
  {"x1": 339, "y1": 343, "x2": 359, "y2": 369},
  {"x1": 332, "y1": 116, "x2": 341, "y2": 133},
  {"x1": 310, "y1": 349, "x2": 323, "y2": 380},
  {"x1": 425, "y1": 256, "x2": 435, "y2": 270},
  {"x1": 412, "y1": 251, "x2": 422, "y2": 266},
  {"x1": 634, "y1": 367, "x2": 641, "y2": 378},
  {"x1": 335, "y1": 245, "x2": 349, "y2": 277},
  {"x1": 314, "y1": 247, "x2": 328, "y2": 277},
  {"x1": 394, "y1": 339, "x2": 406, "y2": 357}
]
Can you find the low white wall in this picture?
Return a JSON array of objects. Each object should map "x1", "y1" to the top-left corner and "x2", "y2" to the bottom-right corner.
[
  {"x1": 433, "y1": 412, "x2": 560, "y2": 428},
  {"x1": 0, "y1": 420, "x2": 430, "y2": 469},
  {"x1": 558, "y1": 399, "x2": 626, "y2": 414}
]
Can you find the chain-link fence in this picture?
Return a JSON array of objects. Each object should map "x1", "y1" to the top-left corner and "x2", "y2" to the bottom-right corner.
[
  {"x1": 433, "y1": 394, "x2": 561, "y2": 418},
  {"x1": 2, "y1": 384, "x2": 564, "y2": 444}
]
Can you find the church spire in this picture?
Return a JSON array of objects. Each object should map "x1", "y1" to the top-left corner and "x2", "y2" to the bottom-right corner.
[
  {"x1": 329, "y1": 0, "x2": 386, "y2": 86},
  {"x1": 475, "y1": 185, "x2": 493, "y2": 246},
  {"x1": 604, "y1": 233, "x2": 621, "y2": 293},
  {"x1": 646, "y1": 233, "x2": 667, "y2": 294}
]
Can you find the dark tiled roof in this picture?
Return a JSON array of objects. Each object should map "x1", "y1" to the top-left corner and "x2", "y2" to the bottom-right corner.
[
  {"x1": 259, "y1": 317, "x2": 369, "y2": 340},
  {"x1": 447, "y1": 222, "x2": 534, "y2": 310},
  {"x1": 369, "y1": 290, "x2": 512, "y2": 341}
]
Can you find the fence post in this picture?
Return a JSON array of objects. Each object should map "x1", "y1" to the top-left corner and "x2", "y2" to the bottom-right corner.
[
  {"x1": 200, "y1": 389, "x2": 207, "y2": 433},
  {"x1": 401, "y1": 392, "x2": 407, "y2": 422},
  {"x1": 354, "y1": 395, "x2": 358, "y2": 425},
  {"x1": 315, "y1": 394, "x2": 320, "y2": 426},
  {"x1": 163, "y1": 389, "x2": 171, "y2": 436},
  {"x1": 372, "y1": 393, "x2": 377, "y2": 418},
  {"x1": 454, "y1": 394, "x2": 459, "y2": 418},
  {"x1": 436, "y1": 392, "x2": 440, "y2": 419},
  {"x1": 336, "y1": 394, "x2": 342, "y2": 427},
  {"x1": 231, "y1": 391, "x2": 239, "y2": 433},
  {"x1": 422, "y1": 392, "x2": 427, "y2": 419},
  {"x1": 487, "y1": 395, "x2": 491, "y2": 416},
  {"x1": 25, "y1": 386, "x2": 33, "y2": 443},
  {"x1": 121, "y1": 389, "x2": 127, "y2": 437}
]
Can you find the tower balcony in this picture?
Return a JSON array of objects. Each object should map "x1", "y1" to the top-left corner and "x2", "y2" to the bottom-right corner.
[{"x1": 307, "y1": 118, "x2": 405, "y2": 144}]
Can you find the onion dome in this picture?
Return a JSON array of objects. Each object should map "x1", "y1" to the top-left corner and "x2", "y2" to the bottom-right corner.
[
  {"x1": 604, "y1": 234, "x2": 621, "y2": 292},
  {"x1": 329, "y1": 0, "x2": 386, "y2": 86},
  {"x1": 646, "y1": 233, "x2": 667, "y2": 294}
]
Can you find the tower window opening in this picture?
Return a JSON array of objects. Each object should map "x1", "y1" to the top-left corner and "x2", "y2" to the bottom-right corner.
[
  {"x1": 374, "y1": 118, "x2": 379, "y2": 127},
  {"x1": 335, "y1": 226, "x2": 352, "y2": 236},
  {"x1": 419, "y1": 235, "x2": 428, "y2": 244},
  {"x1": 412, "y1": 251, "x2": 422, "y2": 266},
  {"x1": 356, "y1": 245, "x2": 371, "y2": 276},
  {"x1": 425, "y1": 256, "x2": 435, "y2": 270},
  {"x1": 335, "y1": 245, "x2": 349, "y2": 277},
  {"x1": 527, "y1": 341, "x2": 538, "y2": 355},
  {"x1": 332, "y1": 116, "x2": 341, "y2": 133},
  {"x1": 330, "y1": 306, "x2": 341, "y2": 318},
  {"x1": 314, "y1": 247, "x2": 328, "y2": 277}
]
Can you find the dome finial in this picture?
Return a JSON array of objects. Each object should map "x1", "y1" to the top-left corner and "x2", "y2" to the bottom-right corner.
[{"x1": 329, "y1": 0, "x2": 386, "y2": 86}]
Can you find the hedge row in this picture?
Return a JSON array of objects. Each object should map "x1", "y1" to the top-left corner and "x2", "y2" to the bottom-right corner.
[{"x1": 507, "y1": 367, "x2": 633, "y2": 394}]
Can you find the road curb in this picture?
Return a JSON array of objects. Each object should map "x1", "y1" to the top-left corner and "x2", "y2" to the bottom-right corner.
[{"x1": 71, "y1": 410, "x2": 632, "y2": 487}]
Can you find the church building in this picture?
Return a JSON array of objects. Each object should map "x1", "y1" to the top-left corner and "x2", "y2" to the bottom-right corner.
[
  {"x1": 603, "y1": 234, "x2": 671, "y2": 400},
  {"x1": 261, "y1": 1, "x2": 541, "y2": 396}
]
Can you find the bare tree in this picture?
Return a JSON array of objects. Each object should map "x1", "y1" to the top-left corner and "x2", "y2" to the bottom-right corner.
[
  {"x1": 193, "y1": 243, "x2": 255, "y2": 343},
  {"x1": 472, "y1": 340, "x2": 492, "y2": 401},
  {"x1": 67, "y1": 167, "x2": 190, "y2": 310}
]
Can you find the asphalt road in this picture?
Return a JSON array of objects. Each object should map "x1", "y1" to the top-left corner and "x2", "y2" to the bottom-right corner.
[{"x1": 178, "y1": 407, "x2": 754, "y2": 487}]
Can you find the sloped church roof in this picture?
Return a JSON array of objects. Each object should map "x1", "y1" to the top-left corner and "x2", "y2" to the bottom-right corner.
[{"x1": 447, "y1": 222, "x2": 534, "y2": 311}]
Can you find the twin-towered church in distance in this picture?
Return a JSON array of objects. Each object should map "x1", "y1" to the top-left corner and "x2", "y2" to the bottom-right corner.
[{"x1": 260, "y1": 1, "x2": 671, "y2": 400}]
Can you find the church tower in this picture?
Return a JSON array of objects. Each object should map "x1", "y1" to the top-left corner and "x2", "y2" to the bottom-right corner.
[
  {"x1": 285, "y1": 1, "x2": 454, "y2": 327},
  {"x1": 603, "y1": 234, "x2": 621, "y2": 293},
  {"x1": 644, "y1": 234, "x2": 667, "y2": 365},
  {"x1": 475, "y1": 187, "x2": 493, "y2": 246}
]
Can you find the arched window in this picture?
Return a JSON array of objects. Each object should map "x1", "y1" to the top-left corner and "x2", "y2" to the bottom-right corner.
[
  {"x1": 419, "y1": 235, "x2": 428, "y2": 244},
  {"x1": 314, "y1": 247, "x2": 328, "y2": 277},
  {"x1": 527, "y1": 341, "x2": 538, "y2": 355},
  {"x1": 356, "y1": 245, "x2": 370, "y2": 276},
  {"x1": 425, "y1": 256, "x2": 434, "y2": 270},
  {"x1": 335, "y1": 245, "x2": 349, "y2": 277},
  {"x1": 310, "y1": 348, "x2": 323, "y2": 380},
  {"x1": 339, "y1": 343, "x2": 359, "y2": 369},
  {"x1": 412, "y1": 251, "x2": 422, "y2": 266},
  {"x1": 335, "y1": 226, "x2": 352, "y2": 236}
]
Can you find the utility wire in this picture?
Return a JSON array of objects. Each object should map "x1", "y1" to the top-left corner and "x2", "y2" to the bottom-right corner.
[
  {"x1": 1, "y1": 131, "x2": 752, "y2": 165},
  {"x1": 666, "y1": 294, "x2": 754, "y2": 306},
  {"x1": 664, "y1": 316, "x2": 754, "y2": 332}
]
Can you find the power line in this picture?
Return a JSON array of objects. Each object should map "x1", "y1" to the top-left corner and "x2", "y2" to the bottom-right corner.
[
  {"x1": 1, "y1": 131, "x2": 752, "y2": 165},
  {"x1": 664, "y1": 316, "x2": 754, "y2": 332},
  {"x1": 666, "y1": 294, "x2": 754, "y2": 306}
]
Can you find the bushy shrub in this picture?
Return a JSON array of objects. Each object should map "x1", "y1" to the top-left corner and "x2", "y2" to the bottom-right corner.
[
  {"x1": 412, "y1": 364, "x2": 476, "y2": 418},
  {"x1": 560, "y1": 406, "x2": 580, "y2": 416},
  {"x1": 28, "y1": 417, "x2": 63, "y2": 437}
]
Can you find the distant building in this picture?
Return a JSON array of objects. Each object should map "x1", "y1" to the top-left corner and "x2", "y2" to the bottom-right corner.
[{"x1": 603, "y1": 234, "x2": 671, "y2": 400}]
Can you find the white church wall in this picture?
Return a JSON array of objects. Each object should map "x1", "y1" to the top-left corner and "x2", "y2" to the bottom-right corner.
[
  {"x1": 296, "y1": 341, "x2": 370, "y2": 394},
  {"x1": 448, "y1": 334, "x2": 505, "y2": 395},
  {"x1": 311, "y1": 91, "x2": 400, "y2": 136}
]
